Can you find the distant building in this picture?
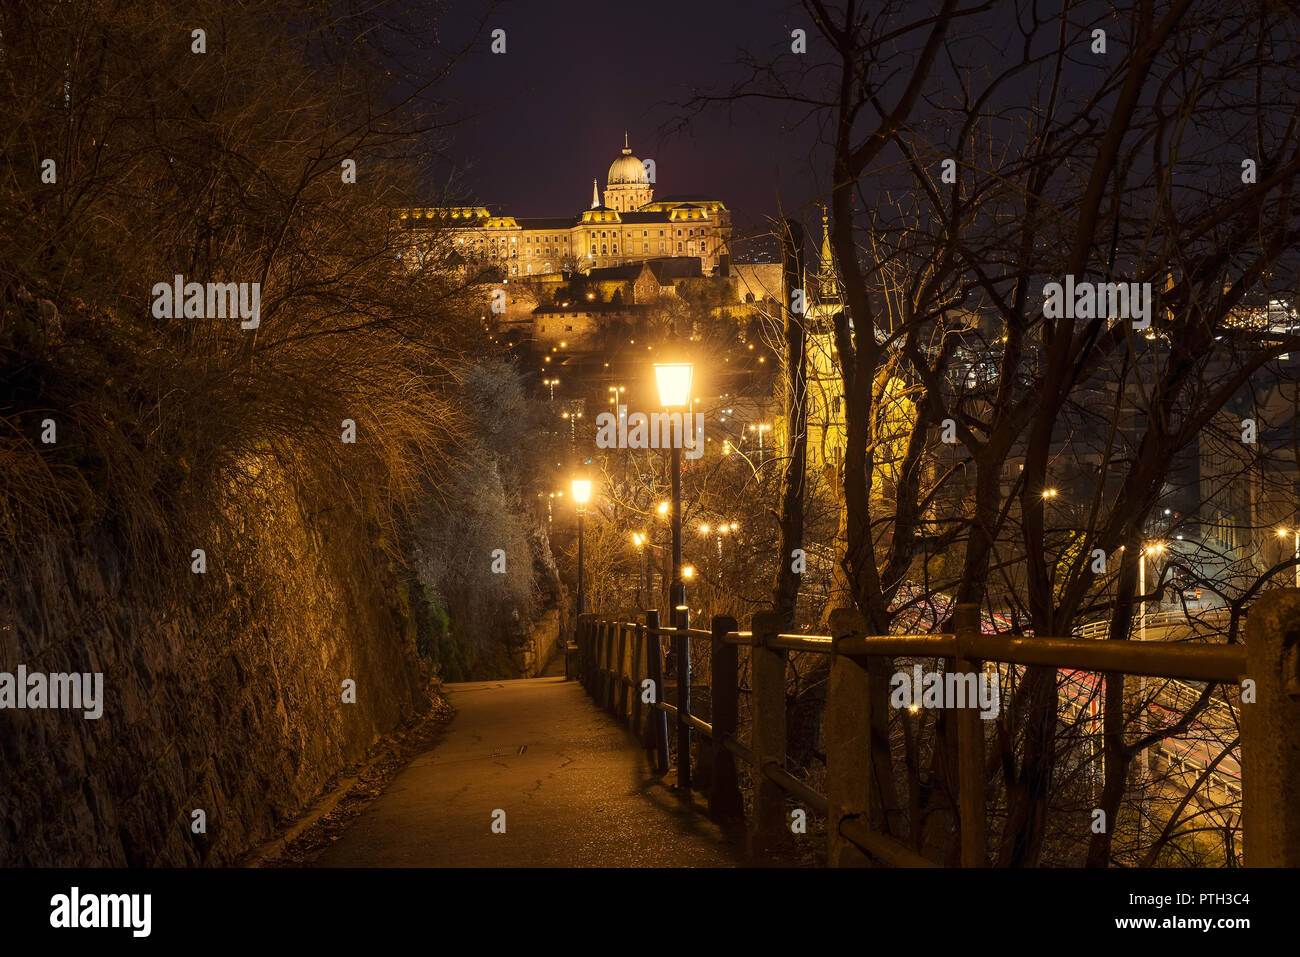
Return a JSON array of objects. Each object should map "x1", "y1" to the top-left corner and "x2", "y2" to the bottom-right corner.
[
  {"x1": 401, "y1": 134, "x2": 733, "y2": 277},
  {"x1": 530, "y1": 259, "x2": 705, "y2": 347},
  {"x1": 805, "y1": 213, "x2": 849, "y2": 472}
]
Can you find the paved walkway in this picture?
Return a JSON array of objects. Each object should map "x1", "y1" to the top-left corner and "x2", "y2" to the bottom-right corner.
[{"x1": 313, "y1": 677, "x2": 748, "y2": 867}]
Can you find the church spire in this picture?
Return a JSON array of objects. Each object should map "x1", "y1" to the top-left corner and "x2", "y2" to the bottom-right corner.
[
  {"x1": 817, "y1": 205, "x2": 838, "y2": 302},
  {"x1": 592, "y1": 178, "x2": 599, "y2": 209}
]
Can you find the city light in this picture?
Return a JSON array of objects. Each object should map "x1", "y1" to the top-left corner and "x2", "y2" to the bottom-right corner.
[
  {"x1": 571, "y1": 478, "x2": 592, "y2": 507},
  {"x1": 654, "y1": 362, "x2": 693, "y2": 408}
]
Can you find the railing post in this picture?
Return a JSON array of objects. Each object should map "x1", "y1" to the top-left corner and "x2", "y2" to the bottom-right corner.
[
  {"x1": 585, "y1": 617, "x2": 597, "y2": 692},
  {"x1": 954, "y1": 602, "x2": 987, "y2": 867},
  {"x1": 825, "y1": 607, "x2": 872, "y2": 867},
  {"x1": 601, "y1": 620, "x2": 614, "y2": 712},
  {"x1": 577, "y1": 616, "x2": 590, "y2": 690},
  {"x1": 632, "y1": 620, "x2": 647, "y2": 742},
  {"x1": 675, "y1": 605, "x2": 692, "y2": 790},
  {"x1": 750, "y1": 610, "x2": 790, "y2": 857},
  {"x1": 597, "y1": 620, "x2": 609, "y2": 708},
  {"x1": 603, "y1": 622, "x2": 615, "y2": 714},
  {"x1": 709, "y1": 615, "x2": 743, "y2": 821},
  {"x1": 617, "y1": 622, "x2": 631, "y2": 722},
  {"x1": 1244, "y1": 589, "x2": 1300, "y2": 865},
  {"x1": 646, "y1": 609, "x2": 670, "y2": 773}
]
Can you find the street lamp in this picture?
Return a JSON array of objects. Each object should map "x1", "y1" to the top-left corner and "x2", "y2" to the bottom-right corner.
[
  {"x1": 1137, "y1": 540, "x2": 1166, "y2": 803},
  {"x1": 1279, "y1": 528, "x2": 1300, "y2": 588},
  {"x1": 572, "y1": 478, "x2": 592, "y2": 615},
  {"x1": 654, "y1": 358, "x2": 693, "y2": 622},
  {"x1": 1139, "y1": 542, "x2": 1165, "y2": 643},
  {"x1": 632, "y1": 531, "x2": 648, "y2": 608}
]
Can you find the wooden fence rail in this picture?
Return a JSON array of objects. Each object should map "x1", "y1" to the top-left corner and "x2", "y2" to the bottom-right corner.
[{"x1": 570, "y1": 589, "x2": 1300, "y2": 867}]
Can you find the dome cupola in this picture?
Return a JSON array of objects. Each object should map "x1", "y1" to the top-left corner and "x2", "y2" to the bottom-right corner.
[{"x1": 601, "y1": 132, "x2": 654, "y2": 212}]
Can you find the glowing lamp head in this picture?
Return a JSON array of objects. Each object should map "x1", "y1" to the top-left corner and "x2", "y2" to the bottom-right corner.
[
  {"x1": 654, "y1": 363, "x2": 693, "y2": 408},
  {"x1": 571, "y1": 478, "x2": 592, "y2": 507},
  {"x1": 682, "y1": 565, "x2": 695, "y2": 580}
]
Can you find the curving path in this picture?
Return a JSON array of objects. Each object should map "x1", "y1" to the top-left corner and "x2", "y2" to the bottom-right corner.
[{"x1": 312, "y1": 677, "x2": 748, "y2": 867}]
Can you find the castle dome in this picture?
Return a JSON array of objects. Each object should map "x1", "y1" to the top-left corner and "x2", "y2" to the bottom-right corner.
[{"x1": 607, "y1": 137, "x2": 649, "y2": 186}]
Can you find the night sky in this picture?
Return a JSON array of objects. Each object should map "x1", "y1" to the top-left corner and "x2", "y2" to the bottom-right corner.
[{"x1": 434, "y1": 0, "x2": 825, "y2": 236}]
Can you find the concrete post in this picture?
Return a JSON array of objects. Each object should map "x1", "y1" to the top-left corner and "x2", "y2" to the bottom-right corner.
[
  {"x1": 1244, "y1": 589, "x2": 1300, "y2": 865},
  {"x1": 826, "y1": 607, "x2": 872, "y2": 867}
]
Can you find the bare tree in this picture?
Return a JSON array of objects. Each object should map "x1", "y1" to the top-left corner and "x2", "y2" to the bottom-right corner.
[{"x1": 685, "y1": 0, "x2": 1300, "y2": 866}]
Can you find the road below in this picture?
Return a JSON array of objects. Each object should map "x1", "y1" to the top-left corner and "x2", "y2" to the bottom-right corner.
[{"x1": 312, "y1": 677, "x2": 748, "y2": 867}]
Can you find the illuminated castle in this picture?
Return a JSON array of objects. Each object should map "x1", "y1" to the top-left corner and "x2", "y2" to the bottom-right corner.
[{"x1": 401, "y1": 134, "x2": 732, "y2": 277}]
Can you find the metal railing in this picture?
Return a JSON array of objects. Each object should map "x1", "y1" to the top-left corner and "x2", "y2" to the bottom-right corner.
[{"x1": 571, "y1": 591, "x2": 1300, "y2": 867}]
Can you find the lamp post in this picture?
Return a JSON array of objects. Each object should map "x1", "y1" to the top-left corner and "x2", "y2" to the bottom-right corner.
[
  {"x1": 1139, "y1": 542, "x2": 1164, "y2": 643},
  {"x1": 1137, "y1": 541, "x2": 1164, "y2": 813},
  {"x1": 1278, "y1": 528, "x2": 1300, "y2": 588},
  {"x1": 572, "y1": 478, "x2": 592, "y2": 615},
  {"x1": 654, "y1": 361, "x2": 693, "y2": 624},
  {"x1": 632, "y1": 532, "x2": 648, "y2": 609},
  {"x1": 656, "y1": 500, "x2": 669, "y2": 607}
]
